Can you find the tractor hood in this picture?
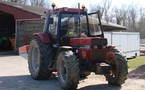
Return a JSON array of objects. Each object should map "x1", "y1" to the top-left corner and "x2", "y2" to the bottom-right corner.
[{"x1": 69, "y1": 37, "x2": 107, "y2": 46}]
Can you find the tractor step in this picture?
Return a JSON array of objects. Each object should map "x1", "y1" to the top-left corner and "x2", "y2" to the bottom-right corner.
[{"x1": 95, "y1": 63, "x2": 110, "y2": 74}]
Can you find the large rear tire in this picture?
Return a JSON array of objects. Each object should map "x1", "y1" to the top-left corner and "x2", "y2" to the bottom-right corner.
[
  {"x1": 28, "y1": 37, "x2": 54, "y2": 80},
  {"x1": 57, "y1": 51, "x2": 80, "y2": 90},
  {"x1": 105, "y1": 53, "x2": 128, "y2": 86}
]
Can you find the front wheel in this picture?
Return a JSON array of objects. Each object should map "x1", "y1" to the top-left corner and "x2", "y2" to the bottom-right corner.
[
  {"x1": 28, "y1": 37, "x2": 54, "y2": 80},
  {"x1": 105, "y1": 53, "x2": 128, "y2": 86},
  {"x1": 57, "y1": 51, "x2": 80, "y2": 90}
]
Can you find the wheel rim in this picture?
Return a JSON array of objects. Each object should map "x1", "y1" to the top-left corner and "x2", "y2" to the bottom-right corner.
[
  {"x1": 31, "y1": 47, "x2": 40, "y2": 72},
  {"x1": 59, "y1": 60, "x2": 67, "y2": 83}
]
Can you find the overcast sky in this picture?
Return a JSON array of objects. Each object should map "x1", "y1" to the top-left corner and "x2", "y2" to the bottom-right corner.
[{"x1": 49, "y1": 0, "x2": 145, "y2": 11}]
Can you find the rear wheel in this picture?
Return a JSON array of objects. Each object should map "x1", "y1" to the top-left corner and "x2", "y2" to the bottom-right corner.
[
  {"x1": 105, "y1": 53, "x2": 128, "y2": 86},
  {"x1": 57, "y1": 51, "x2": 80, "y2": 90},
  {"x1": 28, "y1": 37, "x2": 54, "y2": 80}
]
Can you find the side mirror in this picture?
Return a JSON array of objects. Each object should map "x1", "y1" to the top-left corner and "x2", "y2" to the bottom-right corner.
[{"x1": 49, "y1": 18, "x2": 54, "y2": 24}]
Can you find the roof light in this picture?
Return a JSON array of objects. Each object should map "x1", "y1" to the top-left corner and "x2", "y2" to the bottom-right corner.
[
  {"x1": 81, "y1": 4, "x2": 87, "y2": 12},
  {"x1": 81, "y1": 4, "x2": 85, "y2": 9},
  {"x1": 51, "y1": 2, "x2": 56, "y2": 10}
]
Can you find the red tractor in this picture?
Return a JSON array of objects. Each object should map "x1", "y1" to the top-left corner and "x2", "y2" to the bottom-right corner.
[{"x1": 19, "y1": 3, "x2": 128, "y2": 90}]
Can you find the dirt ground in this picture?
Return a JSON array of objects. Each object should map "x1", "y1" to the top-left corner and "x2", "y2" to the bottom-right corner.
[{"x1": 0, "y1": 55, "x2": 145, "y2": 90}]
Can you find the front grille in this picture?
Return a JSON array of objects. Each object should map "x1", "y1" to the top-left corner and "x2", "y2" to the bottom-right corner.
[
  {"x1": 92, "y1": 39, "x2": 107, "y2": 46},
  {"x1": 92, "y1": 49, "x2": 107, "y2": 61}
]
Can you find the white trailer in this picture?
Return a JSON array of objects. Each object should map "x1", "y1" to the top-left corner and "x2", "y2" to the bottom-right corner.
[{"x1": 104, "y1": 32, "x2": 140, "y2": 58}]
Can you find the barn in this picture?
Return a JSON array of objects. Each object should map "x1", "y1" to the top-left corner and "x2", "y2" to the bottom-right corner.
[
  {"x1": 0, "y1": 0, "x2": 48, "y2": 51},
  {"x1": 0, "y1": 1, "x2": 126, "y2": 52}
]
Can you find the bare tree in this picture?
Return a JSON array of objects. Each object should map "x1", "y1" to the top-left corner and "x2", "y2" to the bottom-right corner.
[
  {"x1": 30, "y1": 0, "x2": 46, "y2": 8},
  {"x1": 6, "y1": 0, "x2": 27, "y2": 4},
  {"x1": 9, "y1": 0, "x2": 18, "y2": 2},
  {"x1": 107, "y1": 8, "x2": 115, "y2": 23},
  {"x1": 115, "y1": 8, "x2": 122, "y2": 25},
  {"x1": 90, "y1": 4, "x2": 104, "y2": 19},
  {"x1": 90, "y1": 0, "x2": 112, "y2": 22},
  {"x1": 110, "y1": 5, "x2": 128, "y2": 26},
  {"x1": 120, "y1": 5, "x2": 128, "y2": 26},
  {"x1": 127, "y1": 4, "x2": 138, "y2": 31},
  {"x1": 138, "y1": 8, "x2": 145, "y2": 38},
  {"x1": 102, "y1": 0, "x2": 112, "y2": 22},
  {"x1": 17, "y1": 0, "x2": 27, "y2": 4}
]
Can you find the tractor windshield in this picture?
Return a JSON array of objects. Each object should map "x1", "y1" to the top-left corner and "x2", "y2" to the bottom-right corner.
[{"x1": 60, "y1": 13, "x2": 88, "y2": 37}]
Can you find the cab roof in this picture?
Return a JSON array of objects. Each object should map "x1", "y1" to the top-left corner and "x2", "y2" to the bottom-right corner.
[{"x1": 50, "y1": 7, "x2": 87, "y2": 14}]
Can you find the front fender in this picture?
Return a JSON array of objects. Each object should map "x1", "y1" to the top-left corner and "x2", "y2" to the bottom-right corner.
[
  {"x1": 105, "y1": 46, "x2": 126, "y2": 64},
  {"x1": 33, "y1": 33, "x2": 51, "y2": 44}
]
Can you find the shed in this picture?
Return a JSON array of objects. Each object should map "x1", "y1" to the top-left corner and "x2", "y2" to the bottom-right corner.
[
  {"x1": 0, "y1": 1, "x2": 48, "y2": 51},
  {"x1": 0, "y1": 1, "x2": 127, "y2": 52}
]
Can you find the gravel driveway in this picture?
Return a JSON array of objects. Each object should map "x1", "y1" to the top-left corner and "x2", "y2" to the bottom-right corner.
[{"x1": 0, "y1": 55, "x2": 145, "y2": 90}]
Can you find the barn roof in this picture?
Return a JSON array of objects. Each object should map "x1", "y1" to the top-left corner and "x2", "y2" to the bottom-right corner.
[
  {"x1": 88, "y1": 17, "x2": 127, "y2": 30},
  {"x1": 101, "y1": 21, "x2": 127, "y2": 30},
  {"x1": 0, "y1": 1, "x2": 48, "y2": 19},
  {"x1": 82, "y1": 17, "x2": 127, "y2": 30},
  {"x1": 0, "y1": 1, "x2": 48, "y2": 16}
]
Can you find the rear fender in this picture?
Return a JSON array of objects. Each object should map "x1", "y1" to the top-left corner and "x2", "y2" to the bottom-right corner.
[
  {"x1": 33, "y1": 33, "x2": 51, "y2": 44},
  {"x1": 107, "y1": 46, "x2": 115, "y2": 51}
]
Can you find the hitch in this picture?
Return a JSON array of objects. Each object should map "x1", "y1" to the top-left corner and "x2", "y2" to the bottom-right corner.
[
  {"x1": 48, "y1": 60, "x2": 55, "y2": 71},
  {"x1": 95, "y1": 63, "x2": 110, "y2": 74}
]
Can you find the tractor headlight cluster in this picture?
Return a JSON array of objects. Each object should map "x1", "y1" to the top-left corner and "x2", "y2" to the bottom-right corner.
[{"x1": 94, "y1": 45, "x2": 106, "y2": 49}]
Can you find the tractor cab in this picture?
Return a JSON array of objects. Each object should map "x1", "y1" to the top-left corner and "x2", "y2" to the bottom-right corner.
[{"x1": 43, "y1": 4, "x2": 104, "y2": 45}]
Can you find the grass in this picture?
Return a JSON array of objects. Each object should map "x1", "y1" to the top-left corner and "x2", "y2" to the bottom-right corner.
[{"x1": 128, "y1": 56, "x2": 145, "y2": 69}]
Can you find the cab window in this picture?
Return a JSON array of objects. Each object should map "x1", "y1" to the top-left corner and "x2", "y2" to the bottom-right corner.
[{"x1": 49, "y1": 14, "x2": 58, "y2": 38}]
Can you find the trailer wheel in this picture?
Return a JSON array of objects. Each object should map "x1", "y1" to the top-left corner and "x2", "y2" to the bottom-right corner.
[
  {"x1": 57, "y1": 51, "x2": 80, "y2": 90},
  {"x1": 28, "y1": 37, "x2": 54, "y2": 80},
  {"x1": 105, "y1": 53, "x2": 128, "y2": 86}
]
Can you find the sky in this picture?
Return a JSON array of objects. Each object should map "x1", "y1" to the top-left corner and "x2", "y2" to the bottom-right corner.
[{"x1": 49, "y1": 0, "x2": 145, "y2": 11}]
